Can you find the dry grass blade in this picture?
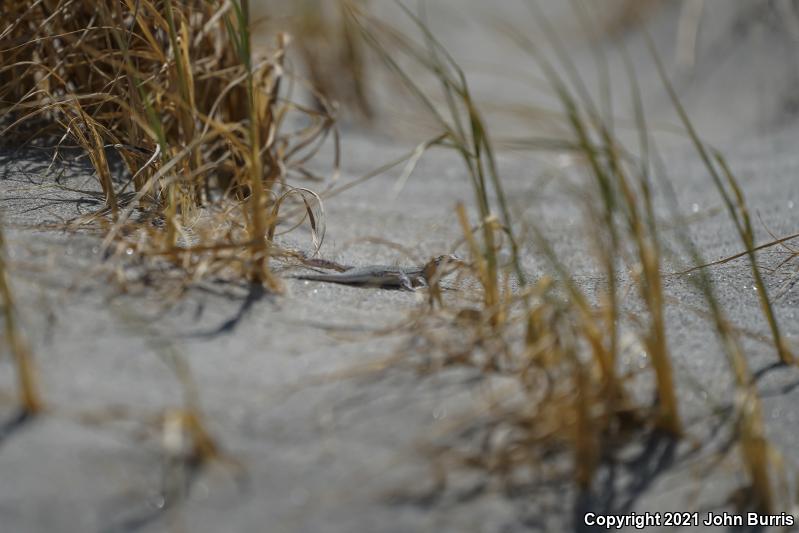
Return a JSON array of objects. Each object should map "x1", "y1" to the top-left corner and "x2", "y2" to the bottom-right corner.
[
  {"x1": 634, "y1": 26, "x2": 782, "y2": 512},
  {"x1": 288, "y1": 0, "x2": 373, "y2": 119},
  {"x1": 510, "y1": 0, "x2": 681, "y2": 434},
  {"x1": 674, "y1": 234, "x2": 799, "y2": 276},
  {"x1": 0, "y1": 222, "x2": 42, "y2": 415},
  {"x1": 644, "y1": 30, "x2": 794, "y2": 367},
  {"x1": 345, "y1": 0, "x2": 528, "y2": 299}
]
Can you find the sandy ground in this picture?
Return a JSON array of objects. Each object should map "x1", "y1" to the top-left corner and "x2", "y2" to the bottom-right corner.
[{"x1": 2, "y1": 1, "x2": 799, "y2": 532}]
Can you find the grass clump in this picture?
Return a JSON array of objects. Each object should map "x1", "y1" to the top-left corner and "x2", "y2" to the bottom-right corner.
[
  {"x1": 0, "y1": 0, "x2": 795, "y2": 522},
  {"x1": 0, "y1": 0, "x2": 339, "y2": 504},
  {"x1": 1, "y1": 0, "x2": 336, "y2": 290},
  {"x1": 348, "y1": 0, "x2": 659, "y2": 492},
  {"x1": 645, "y1": 34, "x2": 794, "y2": 367},
  {"x1": 349, "y1": 0, "x2": 794, "y2": 514}
]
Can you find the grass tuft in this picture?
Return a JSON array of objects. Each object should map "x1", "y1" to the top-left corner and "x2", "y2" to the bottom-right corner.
[
  {"x1": 350, "y1": 0, "x2": 795, "y2": 511},
  {"x1": 1, "y1": 0, "x2": 338, "y2": 291}
]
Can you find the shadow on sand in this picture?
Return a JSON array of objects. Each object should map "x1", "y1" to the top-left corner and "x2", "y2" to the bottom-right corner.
[{"x1": 0, "y1": 407, "x2": 36, "y2": 451}]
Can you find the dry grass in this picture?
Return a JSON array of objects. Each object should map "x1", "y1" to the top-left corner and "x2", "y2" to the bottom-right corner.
[
  {"x1": 1, "y1": 0, "x2": 338, "y2": 292},
  {"x1": 0, "y1": 0, "x2": 342, "y2": 491},
  {"x1": 285, "y1": 0, "x2": 373, "y2": 120},
  {"x1": 1, "y1": 0, "x2": 796, "y2": 522},
  {"x1": 601, "y1": 0, "x2": 668, "y2": 36},
  {"x1": 348, "y1": 0, "x2": 668, "y2": 492},
  {"x1": 348, "y1": 0, "x2": 795, "y2": 514},
  {"x1": 0, "y1": 221, "x2": 42, "y2": 415}
]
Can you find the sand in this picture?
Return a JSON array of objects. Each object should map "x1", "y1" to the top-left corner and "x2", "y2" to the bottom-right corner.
[{"x1": 1, "y1": 1, "x2": 799, "y2": 531}]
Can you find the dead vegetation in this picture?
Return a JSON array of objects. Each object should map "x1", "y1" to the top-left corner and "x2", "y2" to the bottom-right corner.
[
  {"x1": 282, "y1": 0, "x2": 374, "y2": 120},
  {"x1": 0, "y1": 0, "x2": 340, "y2": 501},
  {"x1": 347, "y1": 0, "x2": 796, "y2": 515},
  {"x1": 1, "y1": 0, "x2": 337, "y2": 293},
  {"x1": 0, "y1": 0, "x2": 797, "y2": 525},
  {"x1": 0, "y1": 221, "x2": 42, "y2": 416}
]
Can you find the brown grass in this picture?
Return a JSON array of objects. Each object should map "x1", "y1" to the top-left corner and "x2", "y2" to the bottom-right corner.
[
  {"x1": 286, "y1": 0, "x2": 373, "y2": 120},
  {"x1": 0, "y1": 0, "x2": 342, "y2": 491},
  {"x1": 1, "y1": 0, "x2": 795, "y2": 520},
  {"x1": 348, "y1": 0, "x2": 795, "y2": 514},
  {"x1": 0, "y1": 221, "x2": 42, "y2": 415},
  {"x1": 1, "y1": 0, "x2": 337, "y2": 292}
]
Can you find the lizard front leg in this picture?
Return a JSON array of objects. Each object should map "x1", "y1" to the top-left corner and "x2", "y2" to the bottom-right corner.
[{"x1": 399, "y1": 272, "x2": 419, "y2": 291}]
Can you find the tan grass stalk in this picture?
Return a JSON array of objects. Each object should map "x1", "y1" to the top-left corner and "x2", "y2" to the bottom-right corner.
[
  {"x1": 0, "y1": 223, "x2": 42, "y2": 414},
  {"x1": 639, "y1": 30, "x2": 779, "y2": 510},
  {"x1": 645, "y1": 31, "x2": 794, "y2": 367}
]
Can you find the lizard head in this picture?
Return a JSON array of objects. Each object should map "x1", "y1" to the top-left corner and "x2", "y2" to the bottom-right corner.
[
  {"x1": 431, "y1": 254, "x2": 463, "y2": 267},
  {"x1": 423, "y1": 254, "x2": 463, "y2": 279}
]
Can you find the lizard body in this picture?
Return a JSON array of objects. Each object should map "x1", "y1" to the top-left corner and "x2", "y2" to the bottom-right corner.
[{"x1": 291, "y1": 255, "x2": 459, "y2": 291}]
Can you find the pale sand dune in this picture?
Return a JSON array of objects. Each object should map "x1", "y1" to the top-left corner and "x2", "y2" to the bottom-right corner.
[{"x1": 1, "y1": 2, "x2": 798, "y2": 531}]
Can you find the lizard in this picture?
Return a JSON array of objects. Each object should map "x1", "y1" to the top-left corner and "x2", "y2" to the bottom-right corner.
[{"x1": 289, "y1": 254, "x2": 461, "y2": 291}]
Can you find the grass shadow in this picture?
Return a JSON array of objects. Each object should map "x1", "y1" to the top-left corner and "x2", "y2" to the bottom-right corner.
[
  {"x1": 575, "y1": 429, "x2": 678, "y2": 529},
  {"x1": 0, "y1": 408, "x2": 36, "y2": 451},
  {"x1": 186, "y1": 282, "x2": 270, "y2": 339}
]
